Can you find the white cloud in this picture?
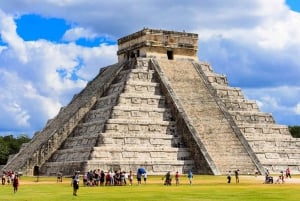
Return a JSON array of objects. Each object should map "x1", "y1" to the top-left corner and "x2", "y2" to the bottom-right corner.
[
  {"x1": 295, "y1": 103, "x2": 300, "y2": 115},
  {"x1": 62, "y1": 27, "x2": 98, "y2": 42},
  {"x1": 0, "y1": 9, "x2": 28, "y2": 63},
  {"x1": 0, "y1": 8, "x2": 117, "y2": 136},
  {"x1": 6, "y1": 102, "x2": 30, "y2": 127},
  {"x1": 196, "y1": 0, "x2": 300, "y2": 51}
]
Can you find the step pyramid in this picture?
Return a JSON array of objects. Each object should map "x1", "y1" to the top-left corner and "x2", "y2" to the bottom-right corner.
[{"x1": 3, "y1": 28, "x2": 300, "y2": 176}]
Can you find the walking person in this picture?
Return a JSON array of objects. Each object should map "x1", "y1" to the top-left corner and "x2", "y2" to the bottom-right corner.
[
  {"x1": 175, "y1": 171, "x2": 180, "y2": 185},
  {"x1": 137, "y1": 171, "x2": 142, "y2": 185},
  {"x1": 72, "y1": 172, "x2": 80, "y2": 196},
  {"x1": 143, "y1": 172, "x2": 147, "y2": 184},
  {"x1": 128, "y1": 171, "x2": 133, "y2": 186},
  {"x1": 234, "y1": 169, "x2": 239, "y2": 183},
  {"x1": 2, "y1": 174, "x2": 6, "y2": 185},
  {"x1": 187, "y1": 170, "x2": 193, "y2": 185},
  {"x1": 286, "y1": 167, "x2": 291, "y2": 179},
  {"x1": 227, "y1": 171, "x2": 231, "y2": 183},
  {"x1": 13, "y1": 175, "x2": 19, "y2": 193}
]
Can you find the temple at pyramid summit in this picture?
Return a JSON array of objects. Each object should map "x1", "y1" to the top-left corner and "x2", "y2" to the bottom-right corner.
[{"x1": 3, "y1": 28, "x2": 300, "y2": 176}]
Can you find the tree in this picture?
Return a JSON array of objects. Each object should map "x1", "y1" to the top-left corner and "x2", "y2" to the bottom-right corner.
[
  {"x1": 0, "y1": 134, "x2": 31, "y2": 165},
  {"x1": 288, "y1": 126, "x2": 300, "y2": 138}
]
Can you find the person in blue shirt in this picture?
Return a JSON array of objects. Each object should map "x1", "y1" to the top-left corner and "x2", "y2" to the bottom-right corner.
[{"x1": 187, "y1": 170, "x2": 193, "y2": 185}]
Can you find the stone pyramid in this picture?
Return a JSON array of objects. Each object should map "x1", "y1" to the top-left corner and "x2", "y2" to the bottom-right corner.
[{"x1": 3, "y1": 29, "x2": 300, "y2": 176}]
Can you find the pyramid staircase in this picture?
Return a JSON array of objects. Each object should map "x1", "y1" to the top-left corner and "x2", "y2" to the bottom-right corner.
[
  {"x1": 38, "y1": 58, "x2": 195, "y2": 175},
  {"x1": 152, "y1": 59, "x2": 260, "y2": 175}
]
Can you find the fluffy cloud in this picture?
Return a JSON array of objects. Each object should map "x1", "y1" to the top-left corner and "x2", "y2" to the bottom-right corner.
[
  {"x1": 62, "y1": 27, "x2": 98, "y2": 42},
  {"x1": 0, "y1": 8, "x2": 117, "y2": 136}
]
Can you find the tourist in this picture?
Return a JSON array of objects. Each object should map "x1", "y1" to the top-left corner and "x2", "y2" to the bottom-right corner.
[
  {"x1": 163, "y1": 171, "x2": 172, "y2": 185},
  {"x1": 188, "y1": 170, "x2": 193, "y2": 185},
  {"x1": 175, "y1": 171, "x2": 180, "y2": 185},
  {"x1": 57, "y1": 172, "x2": 63, "y2": 182},
  {"x1": 13, "y1": 175, "x2": 19, "y2": 193},
  {"x1": 2, "y1": 173, "x2": 6, "y2": 185},
  {"x1": 72, "y1": 172, "x2": 80, "y2": 196},
  {"x1": 109, "y1": 171, "x2": 114, "y2": 185},
  {"x1": 136, "y1": 171, "x2": 142, "y2": 185},
  {"x1": 227, "y1": 171, "x2": 231, "y2": 183},
  {"x1": 105, "y1": 172, "x2": 111, "y2": 186},
  {"x1": 280, "y1": 171, "x2": 285, "y2": 183},
  {"x1": 286, "y1": 167, "x2": 291, "y2": 179},
  {"x1": 124, "y1": 171, "x2": 128, "y2": 185},
  {"x1": 143, "y1": 172, "x2": 147, "y2": 184},
  {"x1": 264, "y1": 169, "x2": 273, "y2": 184},
  {"x1": 128, "y1": 171, "x2": 133, "y2": 186},
  {"x1": 234, "y1": 169, "x2": 239, "y2": 183}
]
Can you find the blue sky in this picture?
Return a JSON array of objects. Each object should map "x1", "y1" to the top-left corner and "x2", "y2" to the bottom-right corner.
[{"x1": 0, "y1": 0, "x2": 300, "y2": 137}]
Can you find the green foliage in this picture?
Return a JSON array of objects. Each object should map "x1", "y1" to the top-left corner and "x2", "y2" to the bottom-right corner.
[
  {"x1": 0, "y1": 134, "x2": 31, "y2": 165},
  {"x1": 289, "y1": 126, "x2": 300, "y2": 138}
]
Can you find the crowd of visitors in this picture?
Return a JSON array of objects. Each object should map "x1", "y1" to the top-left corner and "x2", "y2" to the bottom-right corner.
[
  {"x1": 1, "y1": 170, "x2": 20, "y2": 193},
  {"x1": 80, "y1": 169, "x2": 134, "y2": 187}
]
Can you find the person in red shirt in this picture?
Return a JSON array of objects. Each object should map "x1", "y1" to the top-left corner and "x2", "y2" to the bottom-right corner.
[
  {"x1": 286, "y1": 167, "x2": 291, "y2": 179},
  {"x1": 175, "y1": 171, "x2": 180, "y2": 185},
  {"x1": 13, "y1": 175, "x2": 19, "y2": 193}
]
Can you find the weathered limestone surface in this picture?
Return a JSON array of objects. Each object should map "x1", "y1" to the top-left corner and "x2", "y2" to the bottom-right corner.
[
  {"x1": 197, "y1": 62, "x2": 300, "y2": 173},
  {"x1": 3, "y1": 28, "x2": 300, "y2": 176},
  {"x1": 86, "y1": 58, "x2": 195, "y2": 175},
  {"x1": 153, "y1": 59, "x2": 258, "y2": 174},
  {"x1": 2, "y1": 63, "x2": 124, "y2": 175}
]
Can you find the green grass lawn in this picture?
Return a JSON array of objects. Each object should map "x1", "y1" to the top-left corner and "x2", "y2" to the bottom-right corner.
[{"x1": 0, "y1": 175, "x2": 299, "y2": 201}]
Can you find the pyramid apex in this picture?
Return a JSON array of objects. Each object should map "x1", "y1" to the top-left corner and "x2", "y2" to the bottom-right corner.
[{"x1": 117, "y1": 28, "x2": 198, "y2": 62}]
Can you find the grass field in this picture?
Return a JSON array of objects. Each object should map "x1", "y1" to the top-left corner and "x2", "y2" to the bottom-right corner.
[{"x1": 0, "y1": 175, "x2": 299, "y2": 201}]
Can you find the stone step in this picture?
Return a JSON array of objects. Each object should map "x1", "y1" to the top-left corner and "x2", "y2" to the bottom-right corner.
[
  {"x1": 104, "y1": 119, "x2": 173, "y2": 134},
  {"x1": 61, "y1": 136, "x2": 98, "y2": 149},
  {"x1": 111, "y1": 106, "x2": 171, "y2": 120},
  {"x1": 83, "y1": 106, "x2": 112, "y2": 122},
  {"x1": 87, "y1": 159, "x2": 194, "y2": 165},
  {"x1": 221, "y1": 98, "x2": 260, "y2": 112},
  {"x1": 238, "y1": 123, "x2": 291, "y2": 135},
  {"x1": 99, "y1": 137, "x2": 174, "y2": 147},
  {"x1": 98, "y1": 134, "x2": 184, "y2": 148},
  {"x1": 106, "y1": 118, "x2": 172, "y2": 125},
  {"x1": 40, "y1": 161, "x2": 87, "y2": 176},
  {"x1": 127, "y1": 69, "x2": 154, "y2": 82},
  {"x1": 230, "y1": 111, "x2": 275, "y2": 123},
  {"x1": 70, "y1": 125, "x2": 104, "y2": 137},
  {"x1": 48, "y1": 148, "x2": 91, "y2": 162},
  {"x1": 198, "y1": 62, "x2": 214, "y2": 72},
  {"x1": 124, "y1": 81, "x2": 160, "y2": 94},
  {"x1": 100, "y1": 132, "x2": 175, "y2": 139},
  {"x1": 258, "y1": 157, "x2": 300, "y2": 165},
  {"x1": 106, "y1": 81, "x2": 126, "y2": 95},
  {"x1": 92, "y1": 146, "x2": 186, "y2": 152},
  {"x1": 94, "y1": 93, "x2": 119, "y2": 108},
  {"x1": 245, "y1": 134, "x2": 295, "y2": 141},
  {"x1": 52, "y1": 146, "x2": 92, "y2": 154},
  {"x1": 249, "y1": 141, "x2": 300, "y2": 152},
  {"x1": 78, "y1": 120, "x2": 106, "y2": 128},
  {"x1": 206, "y1": 74, "x2": 228, "y2": 86},
  {"x1": 90, "y1": 150, "x2": 192, "y2": 160},
  {"x1": 215, "y1": 87, "x2": 244, "y2": 99},
  {"x1": 118, "y1": 93, "x2": 166, "y2": 108}
]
